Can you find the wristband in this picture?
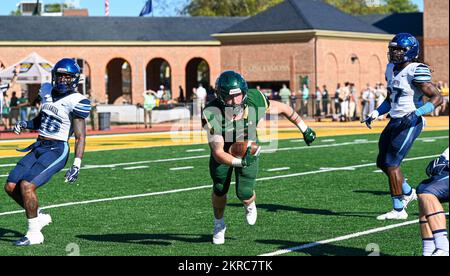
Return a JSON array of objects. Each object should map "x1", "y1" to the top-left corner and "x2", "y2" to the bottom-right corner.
[
  {"x1": 73, "y1": 158, "x2": 82, "y2": 168},
  {"x1": 232, "y1": 158, "x2": 243, "y2": 168}
]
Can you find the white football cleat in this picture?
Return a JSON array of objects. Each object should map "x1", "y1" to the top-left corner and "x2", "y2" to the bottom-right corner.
[
  {"x1": 431, "y1": 249, "x2": 449, "y2": 256},
  {"x1": 244, "y1": 202, "x2": 257, "y2": 225},
  {"x1": 14, "y1": 231, "x2": 44, "y2": 246},
  {"x1": 402, "y1": 189, "x2": 418, "y2": 209},
  {"x1": 38, "y1": 210, "x2": 52, "y2": 230},
  {"x1": 377, "y1": 209, "x2": 408, "y2": 221},
  {"x1": 213, "y1": 223, "x2": 226, "y2": 245}
]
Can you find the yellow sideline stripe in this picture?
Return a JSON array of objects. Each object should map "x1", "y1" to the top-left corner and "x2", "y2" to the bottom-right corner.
[{"x1": 0, "y1": 118, "x2": 448, "y2": 158}]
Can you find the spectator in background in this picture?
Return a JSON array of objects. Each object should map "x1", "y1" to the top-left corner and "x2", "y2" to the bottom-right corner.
[
  {"x1": 196, "y1": 83, "x2": 208, "y2": 110},
  {"x1": 375, "y1": 82, "x2": 387, "y2": 120},
  {"x1": 1, "y1": 68, "x2": 19, "y2": 129},
  {"x1": 290, "y1": 89, "x2": 297, "y2": 110},
  {"x1": 178, "y1": 85, "x2": 185, "y2": 103},
  {"x1": 441, "y1": 82, "x2": 449, "y2": 115},
  {"x1": 88, "y1": 93, "x2": 99, "y2": 131},
  {"x1": 279, "y1": 84, "x2": 291, "y2": 105},
  {"x1": 341, "y1": 82, "x2": 350, "y2": 122},
  {"x1": 322, "y1": 85, "x2": 329, "y2": 116},
  {"x1": 18, "y1": 91, "x2": 29, "y2": 121},
  {"x1": 9, "y1": 91, "x2": 19, "y2": 126},
  {"x1": 156, "y1": 85, "x2": 165, "y2": 100},
  {"x1": 349, "y1": 83, "x2": 357, "y2": 121},
  {"x1": 1, "y1": 92, "x2": 10, "y2": 130},
  {"x1": 362, "y1": 83, "x2": 375, "y2": 120},
  {"x1": 315, "y1": 86, "x2": 322, "y2": 118},
  {"x1": 301, "y1": 84, "x2": 309, "y2": 116},
  {"x1": 143, "y1": 90, "x2": 156, "y2": 129},
  {"x1": 334, "y1": 83, "x2": 341, "y2": 116}
]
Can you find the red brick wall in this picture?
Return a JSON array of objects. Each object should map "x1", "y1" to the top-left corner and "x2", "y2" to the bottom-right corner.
[
  {"x1": 0, "y1": 45, "x2": 221, "y2": 104},
  {"x1": 316, "y1": 37, "x2": 389, "y2": 95},
  {"x1": 424, "y1": 0, "x2": 449, "y2": 83},
  {"x1": 220, "y1": 39, "x2": 315, "y2": 93}
]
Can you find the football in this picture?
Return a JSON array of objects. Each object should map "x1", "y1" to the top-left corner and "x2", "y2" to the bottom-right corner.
[{"x1": 228, "y1": 140, "x2": 261, "y2": 158}]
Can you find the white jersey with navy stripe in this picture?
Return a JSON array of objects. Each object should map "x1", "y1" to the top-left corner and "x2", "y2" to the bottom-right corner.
[
  {"x1": 38, "y1": 83, "x2": 91, "y2": 141},
  {"x1": 385, "y1": 62, "x2": 432, "y2": 119}
]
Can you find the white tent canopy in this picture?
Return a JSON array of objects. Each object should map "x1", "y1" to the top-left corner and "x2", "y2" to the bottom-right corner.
[{"x1": 0, "y1": 52, "x2": 54, "y2": 84}]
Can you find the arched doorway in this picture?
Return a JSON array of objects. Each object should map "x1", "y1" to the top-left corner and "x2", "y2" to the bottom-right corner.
[
  {"x1": 146, "y1": 58, "x2": 171, "y2": 95},
  {"x1": 106, "y1": 58, "x2": 132, "y2": 105},
  {"x1": 186, "y1": 58, "x2": 210, "y2": 101}
]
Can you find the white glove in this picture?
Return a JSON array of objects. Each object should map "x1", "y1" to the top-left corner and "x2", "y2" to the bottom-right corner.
[
  {"x1": 14, "y1": 121, "x2": 27, "y2": 135},
  {"x1": 363, "y1": 110, "x2": 379, "y2": 129}
]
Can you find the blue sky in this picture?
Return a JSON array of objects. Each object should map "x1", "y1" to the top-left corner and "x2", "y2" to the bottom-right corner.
[{"x1": 0, "y1": 0, "x2": 424, "y2": 16}]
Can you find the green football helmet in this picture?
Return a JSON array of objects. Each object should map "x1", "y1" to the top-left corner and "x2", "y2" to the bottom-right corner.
[{"x1": 215, "y1": 71, "x2": 248, "y2": 109}]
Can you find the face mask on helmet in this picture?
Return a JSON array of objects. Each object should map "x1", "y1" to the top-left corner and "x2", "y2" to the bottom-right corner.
[
  {"x1": 388, "y1": 45, "x2": 408, "y2": 64},
  {"x1": 54, "y1": 72, "x2": 78, "y2": 93},
  {"x1": 52, "y1": 59, "x2": 81, "y2": 94}
]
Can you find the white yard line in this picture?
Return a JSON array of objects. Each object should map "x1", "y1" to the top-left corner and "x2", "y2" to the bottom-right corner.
[
  {"x1": 321, "y1": 139, "x2": 336, "y2": 143},
  {"x1": 0, "y1": 154, "x2": 438, "y2": 217},
  {"x1": 186, "y1": 149, "x2": 206, "y2": 152},
  {"x1": 259, "y1": 214, "x2": 448, "y2": 256},
  {"x1": 170, "y1": 166, "x2": 194, "y2": 171},
  {"x1": 0, "y1": 136, "x2": 447, "y2": 175},
  {"x1": 123, "y1": 166, "x2": 149, "y2": 170},
  {"x1": 266, "y1": 167, "x2": 290, "y2": 172}
]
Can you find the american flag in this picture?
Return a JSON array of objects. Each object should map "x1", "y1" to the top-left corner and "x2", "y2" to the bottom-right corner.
[{"x1": 105, "y1": 0, "x2": 109, "y2": 16}]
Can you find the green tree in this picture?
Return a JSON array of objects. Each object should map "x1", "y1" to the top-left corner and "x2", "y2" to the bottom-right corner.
[
  {"x1": 324, "y1": 0, "x2": 418, "y2": 15},
  {"x1": 385, "y1": 0, "x2": 419, "y2": 13},
  {"x1": 182, "y1": 0, "x2": 419, "y2": 17},
  {"x1": 9, "y1": 9, "x2": 22, "y2": 16},
  {"x1": 44, "y1": 3, "x2": 71, "y2": 13},
  {"x1": 182, "y1": 0, "x2": 283, "y2": 16}
]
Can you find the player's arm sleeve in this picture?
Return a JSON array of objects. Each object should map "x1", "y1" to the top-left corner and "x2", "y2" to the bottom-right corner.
[
  {"x1": 72, "y1": 99, "x2": 92, "y2": 119},
  {"x1": 25, "y1": 113, "x2": 43, "y2": 130},
  {"x1": 412, "y1": 64, "x2": 432, "y2": 84}
]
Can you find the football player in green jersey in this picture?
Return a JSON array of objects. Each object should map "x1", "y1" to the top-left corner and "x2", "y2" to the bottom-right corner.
[{"x1": 202, "y1": 71, "x2": 316, "y2": 244}]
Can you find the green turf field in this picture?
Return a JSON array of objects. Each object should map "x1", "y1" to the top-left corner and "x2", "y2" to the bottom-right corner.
[{"x1": 0, "y1": 130, "x2": 448, "y2": 256}]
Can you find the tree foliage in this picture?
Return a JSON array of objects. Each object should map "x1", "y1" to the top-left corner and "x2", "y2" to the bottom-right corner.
[{"x1": 182, "y1": 0, "x2": 419, "y2": 16}]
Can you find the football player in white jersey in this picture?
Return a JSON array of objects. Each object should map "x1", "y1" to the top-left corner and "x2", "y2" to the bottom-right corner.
[
  {"x1": 4, "y1": 58, "x2": 91, "y2": 246},
  {"x1": 417, "y1": 148, "x2": 448, "y2": 256},
  {"x1": 364, "y1": 33, "x2": 443, "y2": 220}
]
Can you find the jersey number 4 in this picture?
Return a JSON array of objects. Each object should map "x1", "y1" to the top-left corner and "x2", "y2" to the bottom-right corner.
[{"x1": 39, "y1": 113, "x2": 63, "y2": 134}]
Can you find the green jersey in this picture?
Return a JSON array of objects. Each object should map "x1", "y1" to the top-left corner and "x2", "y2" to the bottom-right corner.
[{"x1": 202, "y1": 89, "x2": 270, "y2": 148}]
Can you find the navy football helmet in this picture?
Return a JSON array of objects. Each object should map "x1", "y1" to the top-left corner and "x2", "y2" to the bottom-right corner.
[
  {"x1": 426, "y1": 155, "x2": 449, "y2": 177},
  {"x1": 52, "y1": 58, "x2": 81, "y2": 94},
  {"x1": 388, "y1": 33, "x2": 420, "y2": 65}
]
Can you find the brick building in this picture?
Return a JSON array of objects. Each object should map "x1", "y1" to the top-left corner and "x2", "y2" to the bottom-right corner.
[
  {"x1": 1, "y1": 0, "x2": 445, "y2": 110},
  {"x1": 424, "y1": 0, "x2": 449, "y2": 84}
]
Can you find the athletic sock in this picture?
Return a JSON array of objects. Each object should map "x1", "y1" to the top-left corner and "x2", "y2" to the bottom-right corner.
[
  {"x1": 433, "y1": 230, "x2": 449, "y2": 252},
  {"x1": 391, "y1": 196, "x2": 404, "y2": 211},
  {"x1": 27, "y1": 217, "x2": 40, "y2": 233},
  {"x1": 422, "y1": 238, "x2": 436, "y2": 256},
  {"x1": 402, "y1": 180, "x2": 412, "y2": 196},
  {"x1": 214, "y1": 218, "x2": 224, "y2": 226}
]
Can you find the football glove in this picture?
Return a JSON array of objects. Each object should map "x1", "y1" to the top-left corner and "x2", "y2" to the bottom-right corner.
[
  {"x1": 302, "y1": 127, "x2": 316, "y2": 146},
  {"x1": 13, "y1": 121, "x2": 27, "y2": 135},
  {"x1": 400, "y1": 112, "x2": 419, "y2": 129},
  {"x1": 363, "y1": 110, "x2": 379, "y2": 129},
  {"x1": 65, "y1": 165, "x2": 80, "y2": 184},
  {"x1": 241, "y1": 146, "x2": 259, "y2": 168}
]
